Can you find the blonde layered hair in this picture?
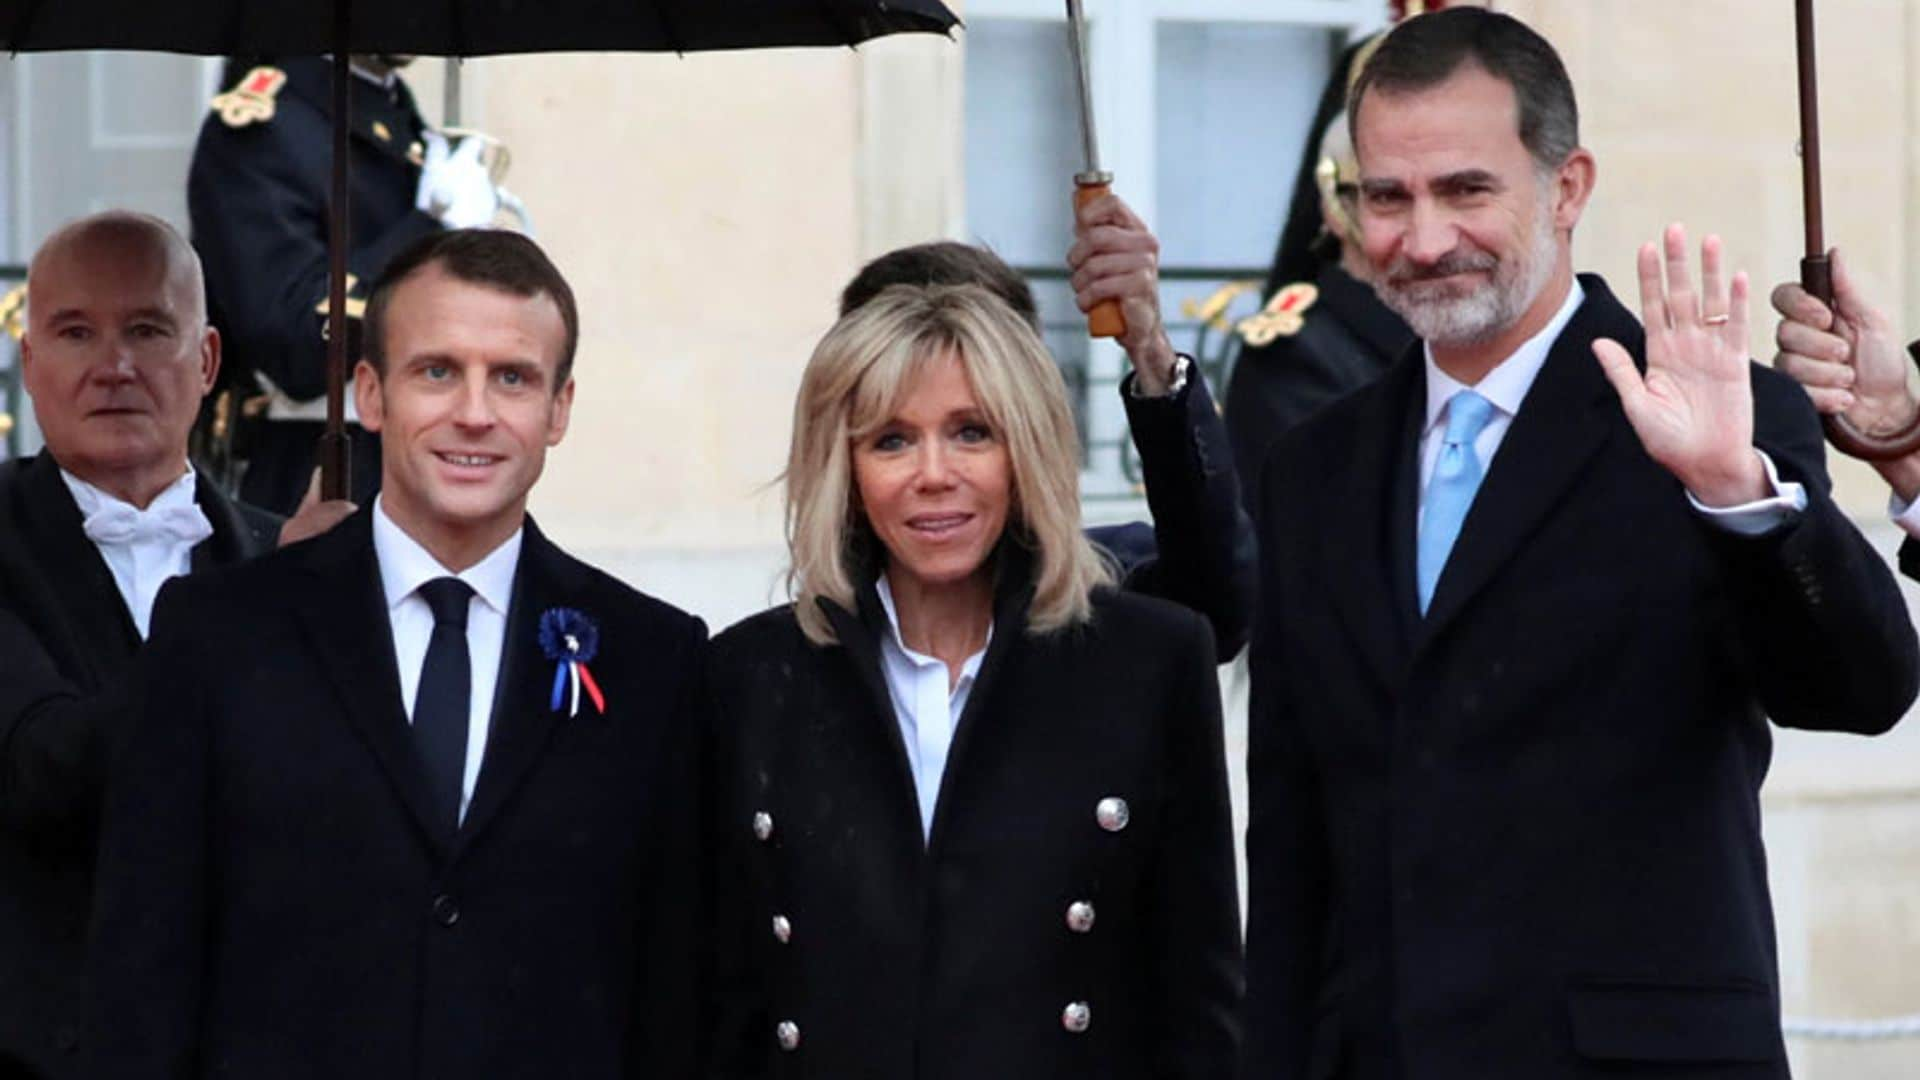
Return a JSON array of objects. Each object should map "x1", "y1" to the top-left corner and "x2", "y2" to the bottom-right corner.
[{"x1": 786, "y1": 284, "x2": 1114, "y2": 646}]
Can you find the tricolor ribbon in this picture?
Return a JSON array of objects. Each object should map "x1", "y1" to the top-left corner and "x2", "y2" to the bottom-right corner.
[{"x1": 538, "y1": 608, "x2": 606, "y2": 718}]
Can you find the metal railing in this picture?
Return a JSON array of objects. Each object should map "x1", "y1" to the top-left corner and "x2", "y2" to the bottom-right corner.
[{"x1": 1016, "y1": 263, "x2": 1266, "y2": 506}]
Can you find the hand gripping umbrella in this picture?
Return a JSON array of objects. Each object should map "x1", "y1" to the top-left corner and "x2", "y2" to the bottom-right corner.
[
  {"x1": 1795, "y1": 0, "x2": 1920, "y2": 460},
  {"x1": 4, "y1": 0, "x2": 961, "y2": 498},
  {"x1": 1064, "y1": 0, "x2": 1123, "y2": 340}
]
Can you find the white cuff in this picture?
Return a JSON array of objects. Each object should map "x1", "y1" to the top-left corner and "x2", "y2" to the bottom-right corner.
[
  {"x1": 1890, "y1": 490, "x2": 1920, "y2": 541},
  {"x1": 1687, "y1": 449, "x2": 1809, "y2": 537}
]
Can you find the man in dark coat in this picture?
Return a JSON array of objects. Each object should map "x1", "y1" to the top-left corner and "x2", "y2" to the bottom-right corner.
[
  {"x1": 87, "y1": 230, "x2": 706, "y2": 1079},
  {"x1": 842, "y1": 214, "x2": 1259, "y2": 659},
  {"x1": 1243, "y1": 11, "x2": 1919, "y2": 1080},
  {"x1": 188, "y1": 56, "x2": 497, "y2": 514},
  {"x1": 1769, "y1": 248, "x2": 1920, "y2": 582},
  {"x1": 1225, "y1": 37, "x2": 1412, "y2": 507},
  {"x1": 0, "y1": 212, "x2": 282, "y2": 1079}
]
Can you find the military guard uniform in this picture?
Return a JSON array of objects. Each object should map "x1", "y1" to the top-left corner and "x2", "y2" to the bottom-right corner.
[
  {"x1": 188, "y1": 58, "x2": 443, "y2": 514},
  {"x1": 1224, "y1": 262, "x2": 1412, "y2": 509}
]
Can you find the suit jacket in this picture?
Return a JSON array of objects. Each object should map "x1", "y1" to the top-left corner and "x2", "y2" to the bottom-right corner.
[
  {"x1": 707, "y1": 553, "x2": 1242, "y2": 1079},
  {"x1": 1242, "y1": 276, "x2": 1920, "y2": 1080},
  {"x1": 1224, "y1": 261, "x2": 1413, "y2": 518},
  {"x1": 1087, "y1": 367, "x2": 1259, "y2": 659},
  {"x1": 0, "y1": 453, "x2": 277, "y2": 1080},
  {"x1": 86, "y1": 510, "x2": 708, "y2": 1080}
]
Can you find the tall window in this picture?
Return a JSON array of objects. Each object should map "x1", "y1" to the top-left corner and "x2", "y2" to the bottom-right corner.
[{"x1": 964, "y1": 0, "x2": 1383, "y2": 509}]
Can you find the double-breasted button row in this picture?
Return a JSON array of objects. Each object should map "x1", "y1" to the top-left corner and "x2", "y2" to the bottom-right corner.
[{"x1": 776, "y1": 1020, "x2": 801, "y2": 1051}]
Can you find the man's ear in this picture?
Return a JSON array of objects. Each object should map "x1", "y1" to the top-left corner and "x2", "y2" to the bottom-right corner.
[
  {"x1": 199, "y1": 325, "x2": 222, "y2": 395},
  {"x1": 353, "y1": 359, "x2": 385, "y2": 432},
  {"x1": 1553, "y1": 148, "x2": 1597, "y2": 233},
  {"x1": 545, "y1": 376, "x2": 575, "y2": 448}
]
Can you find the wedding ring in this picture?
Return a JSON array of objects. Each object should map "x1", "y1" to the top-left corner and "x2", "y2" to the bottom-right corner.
[{"x1": 1703, "y1": 314, "x2": 1731, "y2": 326}]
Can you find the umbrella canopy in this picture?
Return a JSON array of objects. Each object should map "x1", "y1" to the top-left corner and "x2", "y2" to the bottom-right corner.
[
  {"x1": 2, "y1": 0, "x2": 961, "y2": 496},
  {"x1": 4, "y1": 0, "x2": 960, "y2": 55}
]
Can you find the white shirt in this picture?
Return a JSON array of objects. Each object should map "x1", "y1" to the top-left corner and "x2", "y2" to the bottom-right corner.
[
  {"x1": 60, "y1": 465, "x2": 211, "y2": 638},
  {"x1": 875, "y1": 575, "x2": 991, "y2": 840},
  {"x1": 1418, "y1": 279, "x2": 1806, "y2": 536},
  {"x1": 372, "y1": 496, "x2": 521, "y2": 823}
]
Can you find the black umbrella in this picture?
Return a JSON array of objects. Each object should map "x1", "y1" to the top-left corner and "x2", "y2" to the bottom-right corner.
[{"x1": 4, "y1": 0, "x2": 961, "y2": 497}]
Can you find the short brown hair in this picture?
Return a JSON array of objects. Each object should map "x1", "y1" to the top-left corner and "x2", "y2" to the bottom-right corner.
[
  {"x1": 363, "y1": 229, "x2": 580, "y2": 385},
  {"x1": 839, "y1": 242, "x2": 1041, "y2": 331}
]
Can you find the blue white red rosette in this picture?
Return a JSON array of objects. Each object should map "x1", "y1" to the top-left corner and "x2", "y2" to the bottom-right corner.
[{"x1": 538, "y1": 607, "x2": 606, "y2": 717}]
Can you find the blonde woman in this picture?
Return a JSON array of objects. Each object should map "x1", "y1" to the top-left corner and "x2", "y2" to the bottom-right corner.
[{"x1": 707, "y1": 284, "x2": 1241, "y2": 1079}]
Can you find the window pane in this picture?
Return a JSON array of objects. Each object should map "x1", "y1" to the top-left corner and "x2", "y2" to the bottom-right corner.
[
  {"x1": 1156, "y1": 21, "x2": 1339, "y2": 269},
  {"x1": 963, "y1": 18, "x2": 1081, "y2": 267}
]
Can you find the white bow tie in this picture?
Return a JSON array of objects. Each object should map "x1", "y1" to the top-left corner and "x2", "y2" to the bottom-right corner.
[{"x1": 83, "y1": 502, "x2": 215, "y2": 548}]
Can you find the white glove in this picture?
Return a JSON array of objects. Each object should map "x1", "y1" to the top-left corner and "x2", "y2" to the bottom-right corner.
[{"x1": 414, "y1": 131, "x2": 500, "y2": 229}]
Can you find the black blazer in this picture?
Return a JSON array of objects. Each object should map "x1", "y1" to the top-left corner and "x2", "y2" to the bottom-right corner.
[
  {"x1": 0, "y1": 453, "x2": 277, "y2": 1080},
  {"x1": 707, "y1": 555, "x2": 1242, "y2": 1079},
  {"x1": 86, "y1": 510, "x2": 708, "y2": 1080},
  {"x1": 1089, "y1": 367, "x2": 1259, "y2": 659},
  {"x1": 1242, "y1": 276, "x2": 1920, "y2": 1080}
]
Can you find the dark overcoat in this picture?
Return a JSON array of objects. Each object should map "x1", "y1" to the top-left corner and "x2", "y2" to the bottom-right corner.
[
  {"x1": 0, "y1": 453, "x2": 277, "y2": 1079},
  {"x1": 1242, "y1": 276, "x2": 1920, "y2": 1080},
  {"x1": 85, "y1": 510, "x2": 707, "y2": 1080},
  {"x1": 708, "y1": 554, "x2": 1243, "y2": 1080}
]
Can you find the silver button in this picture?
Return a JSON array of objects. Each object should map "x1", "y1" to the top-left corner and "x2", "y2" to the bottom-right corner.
[
  {"x1": 1095, "y1": 796, "x2": 1130, "y2": 832},
  {"x1": 772, "y1": 914, "x2": 793, "y2": 944},
  {"x1": 776, "y1": 1020, "x2": 801, "y2": 1051},
  {"x1": 752, "y1": 811, "x2": 774, "y2": 842},
  {"x1": 1062, "y1": 1001, "x2": 1092, "y2": 1033},
  {"x1": 1066, "y1": 900, "x2": 1096, "y2": 934}
]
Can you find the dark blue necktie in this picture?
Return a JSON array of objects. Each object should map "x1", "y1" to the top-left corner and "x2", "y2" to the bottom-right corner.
[{"x1": 413, "y1": 578, "x2": 474, "y2": 834}]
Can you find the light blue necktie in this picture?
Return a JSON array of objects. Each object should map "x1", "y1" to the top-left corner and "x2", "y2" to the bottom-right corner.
[{"x1": 1417, "y1": 390, "x2": 1496, "y2": 614}]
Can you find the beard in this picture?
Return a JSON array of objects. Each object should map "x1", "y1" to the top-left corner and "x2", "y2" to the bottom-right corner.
[{"x1": 1376, "y1": 204, "x2": 1559, "y2": 348}]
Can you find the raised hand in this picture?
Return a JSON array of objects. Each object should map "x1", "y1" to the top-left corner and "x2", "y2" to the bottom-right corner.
[
  {"x1": 1594, "y1": 224, "x2": 1766, "y2": 507},
  {"x1": 1067, "y1": 192, "x2": 1180, "y2": 394},
  {"x1": 1770, "y1": 248, "x2": 1916, "y2": 435}
]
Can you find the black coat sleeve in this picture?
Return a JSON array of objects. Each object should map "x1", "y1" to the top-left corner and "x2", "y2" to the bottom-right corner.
[
  {"x1": 188, "y1": 115, "x2": 440, "y2": 402},
  {"x1": 1110, "y1": 367, "x2": 1259, "y2": 660},
  {"x1": 1710, "y1": 365, "x2": 1920, "y2": 733},
  {"x1": 1239, "y1": 450, "x2": 1333, "y2": 1080},
  {"x1": 0, "y1": 590, "x2": 122, "y2": 851},
  {"x1": 84, "y1": 581, "x2": 214, "y2": 1080},
  {"x1": 1143, "y1": 610, "x2": 1242, "y2": 1079}
]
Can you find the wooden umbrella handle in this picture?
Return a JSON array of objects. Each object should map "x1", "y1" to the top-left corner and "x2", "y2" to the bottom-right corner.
[
  {"x1": 1802, "y1": 255, "x2": 1920, "y2": 461},
  {"x1": 1073, "y1": 179, "x2": 1127, "y2": 339}
]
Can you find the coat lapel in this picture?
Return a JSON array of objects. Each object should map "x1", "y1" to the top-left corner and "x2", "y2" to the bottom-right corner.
[
  {"x1": 1321, "y1": 355, "x2": 1424, "y2": 690},
  {"x1": 821, "y1": 588, "x2": 928, "y2": 842},
  {"x1": 1416, "y1": 276, "x2": 1638, "y2": 647},
  {"x1": 451, "y1": 521, "x2": 571, "y2": 860},
  {"x1": 15, "y1": 455, "x2": 140, "y2": 673},
  {"x1": 290, "y1": 509, "x2": 450, "y2": 858},
  {"x1": 190, "y1": 477, "x2": 272, "y2": 573},
  {"x1": 925, "y1": 551, "x2": 1036, "y2": 855}
]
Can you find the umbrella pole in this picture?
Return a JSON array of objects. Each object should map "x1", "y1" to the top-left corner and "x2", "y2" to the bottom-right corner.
[
  {"x1": 1797, "y1": 0, "x2": 1920, "y2": 460},
  {"x1": 318, "y1": 1, "x2": 354, "y2": 500}
]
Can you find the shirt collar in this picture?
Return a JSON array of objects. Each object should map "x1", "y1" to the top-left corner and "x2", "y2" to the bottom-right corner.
[
  {"x1": 372, "y1": 495, "x2": 522, "y2": 617},
  {"x1": 59, "y1": 463, "x2": 197, "y2": 520},
  {"x1": 1422, "y1": 277, "x2": 1586, "y2": 435},
  {"x1": 874, "y1": 573, "x2": 992, "y2": 670}
]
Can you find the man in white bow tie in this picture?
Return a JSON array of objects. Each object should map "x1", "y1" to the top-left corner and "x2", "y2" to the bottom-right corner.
[{"x1": 0, "y1": 210, "x2": 295, "y2": 1079}]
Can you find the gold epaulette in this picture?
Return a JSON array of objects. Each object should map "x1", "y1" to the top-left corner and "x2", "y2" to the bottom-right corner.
[
  {"x1": 210, "y1": 66, "x2": 288, "y2": 129},
  {"x1": 1237, "y1": 282, "x2": 1319, "y2": 347}
]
